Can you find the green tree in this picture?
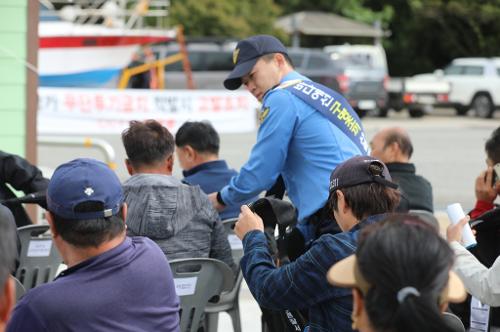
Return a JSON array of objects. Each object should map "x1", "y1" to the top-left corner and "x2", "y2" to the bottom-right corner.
[
  {"x1": 168, "y1": 0, "x2": 284, "y2": 39},
  {"x1": 169, "y1": 0, "x2": 500, "y2": 76}
]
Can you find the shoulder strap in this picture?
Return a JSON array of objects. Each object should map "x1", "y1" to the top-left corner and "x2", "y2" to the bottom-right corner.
[{"x1": 280, "y1": 80, "x2": 370, "y2": 154}]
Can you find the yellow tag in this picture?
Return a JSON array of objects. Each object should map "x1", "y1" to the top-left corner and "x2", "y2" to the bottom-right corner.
[
  {"x1": 233, "y1": 48, "x2": 240, "y2": 64},
  {"x1": 259, "y1": 107, "x2": 270, "y2": 123}
]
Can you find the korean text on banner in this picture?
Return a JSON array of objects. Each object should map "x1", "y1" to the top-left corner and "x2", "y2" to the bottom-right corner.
[{"x1": 38, "y1": 88, "x2": 259, "y2": 134}]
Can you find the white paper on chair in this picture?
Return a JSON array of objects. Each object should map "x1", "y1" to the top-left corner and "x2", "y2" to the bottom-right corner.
[
  {"x1": 27, "y1": 240, "x2": 52, "y2": 257},
  {"x1": 228, "y1": 234, "x2": 243, "y2": 250},
  {"x1": 174, "y1": 277, "x2": 198, "y2": 296}
]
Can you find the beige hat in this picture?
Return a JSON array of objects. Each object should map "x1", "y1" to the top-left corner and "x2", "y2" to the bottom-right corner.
[{"x1": 327, "y1": 254, "x2": 467, "y2": 303}]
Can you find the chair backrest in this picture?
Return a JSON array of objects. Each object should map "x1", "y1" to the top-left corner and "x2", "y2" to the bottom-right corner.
[
  {"x1": 443, "y1": 312, "x2": 465, "y2": 332},
  {"x1": 170, "y1": 258, "x2": 234, "y2": 332},
  {"x1": 16, "y1": 225, "x2": 63, "y2": 291},
  {"x1": 408, "y1": 209, "x2": 440, "y2": 231},
  {"x1": 222, "y1": 218, "x2": 243, "y2": 266},
  {"x1": 13, "y1": 276, "x2": 25, "y2": 302}
]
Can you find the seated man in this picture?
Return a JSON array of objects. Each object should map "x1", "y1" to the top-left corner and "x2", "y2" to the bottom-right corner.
[
  {"x1": 7, "y1": 158, "x2": 180, "y2": 331},
  {"x1": 0, "y1": 205, "x2": 17, "y2": 332},
  {"x1": 0, "y1": 151, "x2": 49, "y2": 227},
  {"x1": 121, "y1": 120, "x2": 236, "y2": 272},
  {"x1": 370, "y1": 127, "x2": 433, "y2": 212},
  {"x1": 234, "y1": 156, "x2": 400, "y2": 331},
  {"x1": 175, "y1": 121, "x2": 258, "y2": 220},
  {"x1": 470, "y1": 126, "x2": 500, "y2": 219}
]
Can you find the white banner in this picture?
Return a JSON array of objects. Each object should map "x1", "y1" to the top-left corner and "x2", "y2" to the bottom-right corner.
[{"x1": 38, "y1": 88, "x2": 259, "y2": 134}]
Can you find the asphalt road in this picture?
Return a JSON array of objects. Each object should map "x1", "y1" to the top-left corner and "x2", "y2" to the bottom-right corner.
[{"x1": 38, "y1": 107, "x2": 500, "y2": 212}]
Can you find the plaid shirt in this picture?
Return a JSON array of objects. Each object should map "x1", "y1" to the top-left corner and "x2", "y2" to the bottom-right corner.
[{"x1": 241, "y1": 215, "x2": 383, "y2": 332}]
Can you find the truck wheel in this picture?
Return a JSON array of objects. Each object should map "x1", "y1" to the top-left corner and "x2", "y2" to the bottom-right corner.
[
  {"x1": 455, "y1": 106, "x2": 469, "y2": 116},
  {"x1": 471, "y1": 94, "x2": 494, "y2": 119},
  {"x1": 377, "y1": 108, "x2": 389, "y2": 118},
  {"x1": 354, "y1": 108, "x2": 367, "y2": 118},
  {"x1": 409, "y1": 108, "x2": 425, "y2": 118}
]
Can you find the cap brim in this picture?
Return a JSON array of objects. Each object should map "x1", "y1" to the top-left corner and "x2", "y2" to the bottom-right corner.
[
  {"x1": 327, "y1": 255, "x2": 467, "y2": 304},
  {"x1": 223, "y1": 57, "x2": 259, "y2": 90},
  {"x1": 327, "y1": 254, "x2": 356, "y2": 287}
]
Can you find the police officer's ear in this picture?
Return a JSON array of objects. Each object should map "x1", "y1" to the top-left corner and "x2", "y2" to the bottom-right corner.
[{"x1": 274, "y1": 53, "x2": 288, "y2": 68}]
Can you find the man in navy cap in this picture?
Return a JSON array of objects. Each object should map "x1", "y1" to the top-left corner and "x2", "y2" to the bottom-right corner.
[
  {"x1": 7, "y1": 158, "x2": 180, "y2": 332},
  {"x1": 208, "y1": 35, "x2": 368, "y2": 243},
  {"x1": 234, "y1": 155, "x2": 400, "y2": 332}
]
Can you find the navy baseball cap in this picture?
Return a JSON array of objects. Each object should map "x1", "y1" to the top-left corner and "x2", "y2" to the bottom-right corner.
[
  {"x1": 47, "y1": 158, "x2": 124, "y2": 220},
  {"x1": 223, "y1": 35, "x2": 288, "y2": 90},
  {"x1": 329, "y1": 156, "x2": 398, "y2": 192}
]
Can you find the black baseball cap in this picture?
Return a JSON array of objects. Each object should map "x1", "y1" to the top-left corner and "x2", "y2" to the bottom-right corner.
[
  {"x1": 329, "y1": 155, "x2": 398, "y2": 192},
  {"x1": 223, "y1": 35, "x2": 288, "y2": 90}
]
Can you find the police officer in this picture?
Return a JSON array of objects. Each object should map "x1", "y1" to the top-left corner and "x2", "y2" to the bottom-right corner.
[{"x1": 208, "y1": 35, "x2": 367, "y2": 242}]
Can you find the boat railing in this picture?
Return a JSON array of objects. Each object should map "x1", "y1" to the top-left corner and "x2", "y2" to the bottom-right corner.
[
  {"x1": 118, "y1": 25, "x2": 194, "y2": 89},
  {"x1": 41, "y1": 0, "x2": 170, "y2": 29}
]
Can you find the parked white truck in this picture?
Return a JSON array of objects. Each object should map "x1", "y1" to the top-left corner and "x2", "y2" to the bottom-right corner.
[
  {"x1": 387, "y1": 77, "x2": 450, "y2": 118},
  {"x1": 412, "y1": 57, "x2": 500, "y2": 118}
]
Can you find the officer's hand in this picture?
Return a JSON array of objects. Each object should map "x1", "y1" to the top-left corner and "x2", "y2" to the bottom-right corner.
[
  {"x1": 475, "y1": 168, "x2": 498, "y2": 203},
  {"x1": 234, "y1": 205, "x2": 264, "y2": 240},
  {"x1": 446, "y1": 216, "x2": 470, "y2": 243},
  {"x1": 208, "y1": 192, "x2": 225, "y2": 212}
]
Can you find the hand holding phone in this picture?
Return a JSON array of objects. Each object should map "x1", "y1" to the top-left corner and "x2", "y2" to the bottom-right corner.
[
  {"x1": 476, "y1": 167, "x2": 498, "y2": 203},
  {"x1": 493, "y1": 163, "x2": 500, "y2": 186}
]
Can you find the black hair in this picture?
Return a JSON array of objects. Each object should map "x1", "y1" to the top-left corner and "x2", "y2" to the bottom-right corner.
[
  {"x1": 0, "y1": 205, "x2": 17, "y2": 290},
  {"x1": 121, "y1": 120, "x2": 175, "y2": 169},
  {"x1": 260, "y1": 53, "x2": 294, "y2": 68},
  {"x1": 328, "y1": 183, "x2": 400, "y2": 221},
  {"x1": 485, "y1": 126, "x2": 500, "y2": 164},
  {"x1": 356, "y1": 214, "x2": 456, "y2": 332},
  {"x1": 51, "y1": 201, "x2": 125, "y2": 248},
  {"x1": 384, "y1": 130, "x2": 414, "y2": 158},
  {"x1": 175, "y1": 121, "x2": 220, "y2": 155}
]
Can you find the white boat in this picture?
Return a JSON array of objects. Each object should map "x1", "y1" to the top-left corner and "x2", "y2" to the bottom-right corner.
[{"x1": 38, "y1": 2, "x2": 174, "y2": 88}]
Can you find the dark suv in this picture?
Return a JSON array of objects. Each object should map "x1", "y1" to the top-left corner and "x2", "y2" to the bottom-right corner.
[
  {"x1": 288, "y1": 48, "x2": 389, "y2": 117},
  {"x1": 287, "y1": 48, "x2": 342, "y2": 94}
]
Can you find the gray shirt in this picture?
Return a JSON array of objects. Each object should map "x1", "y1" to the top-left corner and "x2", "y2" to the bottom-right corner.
[{"x1": 123, "y1": 174, "x2": 236, "y2": 273}]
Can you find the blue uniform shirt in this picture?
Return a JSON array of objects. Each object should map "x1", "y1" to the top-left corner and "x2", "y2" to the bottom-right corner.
[
  {"x1": 220, "y1": 71, "x2": 364, "y2": 226},
  {"x1": 182, "y1": 160, "x2": 258, "y2": 220}
]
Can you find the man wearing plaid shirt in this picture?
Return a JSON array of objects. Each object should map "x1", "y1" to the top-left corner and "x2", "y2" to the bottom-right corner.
[{"x1": 234, "y1": 156, "x2": 401, "y2": 332}]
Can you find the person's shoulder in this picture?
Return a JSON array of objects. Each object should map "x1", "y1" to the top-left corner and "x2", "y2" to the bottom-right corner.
[
  {"x1": 312, "y1": 231, "x2": 357, "y2": 253},
  {"x1": 15, "y1": 281, "x2": 61, "y2": 311},
  {"x1": 130, "y1": 236, "x2": 174, "y2": 263},
  {"x1": 132, "y1": 236, "x2": 164, "y2": 253},
  {"x1": 415, "y1": 173, "x2": 433, "y2": 187},
  {"x1": 263, "y1": 86, "x2": 295, "y2": 106}
]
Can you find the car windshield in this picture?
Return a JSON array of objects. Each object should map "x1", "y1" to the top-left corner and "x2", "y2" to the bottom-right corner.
[
  {"x1": 444, "y1": 64, "x2": 484, "y2": 76},
  {"x1": 329, "y1": 52, "x2": 381, "y2": 69}
]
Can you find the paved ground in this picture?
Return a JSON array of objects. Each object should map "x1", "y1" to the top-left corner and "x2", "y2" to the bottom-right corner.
[
  {"x1": 37, "y1": 108, "x2": 499, "y2": 332},
  {"x1": 38, "y1": 107, "x2": 499, "y2": 211}
]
